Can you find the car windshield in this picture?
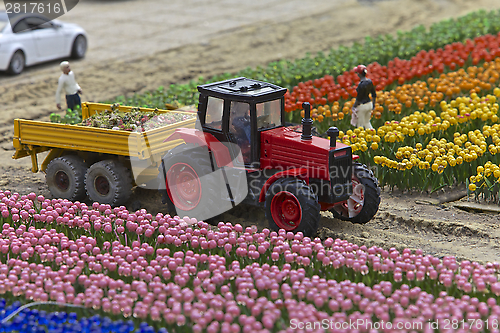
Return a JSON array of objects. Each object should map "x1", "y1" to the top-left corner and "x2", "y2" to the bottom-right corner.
[{"x1": 0, "y1": 13, "x2": 8, "y2": 32}]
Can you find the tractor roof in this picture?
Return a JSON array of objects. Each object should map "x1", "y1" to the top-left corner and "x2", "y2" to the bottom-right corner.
[{"x1": 197, "y1": 77, "x2": 287, "y2": 103}]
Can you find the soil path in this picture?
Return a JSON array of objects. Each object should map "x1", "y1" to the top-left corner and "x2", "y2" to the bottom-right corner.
[{"x1": 1, "y1": 0, "x2": 500, "y2": 263}]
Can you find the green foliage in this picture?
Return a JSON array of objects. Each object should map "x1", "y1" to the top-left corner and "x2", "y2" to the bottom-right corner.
[
  {"x1": 106, "y1": 9, "x2": 500, "y2": 108},
  {"x1": 50, "y1": 105, "x2": 82, "y2": 125}
]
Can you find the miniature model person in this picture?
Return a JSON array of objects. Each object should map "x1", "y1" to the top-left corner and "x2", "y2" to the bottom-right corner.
[
  {"x1": 351, "y1": 65, "x2": 376, "y2": 129},
  {"x1": 55, "y1": 61, "x2": 82, "y2": 111},
  {"x1": 230, "y1": 101, "x2": 252, "y2": 163}
]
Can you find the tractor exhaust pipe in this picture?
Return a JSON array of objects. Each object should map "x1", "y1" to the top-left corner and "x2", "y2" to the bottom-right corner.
[
  {"x1": 327, "y1": 126, "x2": 339, "y2": 148},
  {"x1": 301, "y1": 102, "x2": 313, "y2": 140}
]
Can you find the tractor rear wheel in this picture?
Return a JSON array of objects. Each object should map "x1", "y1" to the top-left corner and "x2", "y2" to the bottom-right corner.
[
  {"x1": 85, "y1": 160, "x2": 132, "y2": 206},
  {"x1": 160, "y1": 143, "x2": 226, "y2": 222},
  {"x1": 330, "y1": 162, "x2": 380, "y2": 224},
  {"x1": 45, "y1": 155, "x2": 87, "y2": 201},
  {"x1": 265, "y1": 177, "x2": 320, "y2": 237}
]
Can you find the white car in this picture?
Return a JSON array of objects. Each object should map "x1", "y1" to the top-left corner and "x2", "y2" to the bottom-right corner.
[{"x1": 0, "y1": 12, "x2": 87, "y2": 75}]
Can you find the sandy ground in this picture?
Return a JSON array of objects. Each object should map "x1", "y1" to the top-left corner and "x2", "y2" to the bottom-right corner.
[{"x1": 1, "y1": 0, "x2": 500, "y2": 263}]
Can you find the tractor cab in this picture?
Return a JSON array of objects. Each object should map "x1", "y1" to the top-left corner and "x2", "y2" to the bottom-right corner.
[{"x1": 197, "y1": 77, "x2": 287, "y2": 167}]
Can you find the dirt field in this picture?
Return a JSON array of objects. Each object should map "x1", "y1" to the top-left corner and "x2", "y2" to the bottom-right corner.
[{"x1": 2, "y1": 0, "x2": 500, "y2": 264}]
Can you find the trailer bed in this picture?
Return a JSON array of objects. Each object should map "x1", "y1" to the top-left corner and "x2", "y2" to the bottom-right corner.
[{"x1": 13, "y1": 102, "x2": 197, "y2": 181}]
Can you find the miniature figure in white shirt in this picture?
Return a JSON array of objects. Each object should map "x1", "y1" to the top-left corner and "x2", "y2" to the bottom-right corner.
[{"x1": 55, "y1": 61, "x2": 82, "y2": 111}]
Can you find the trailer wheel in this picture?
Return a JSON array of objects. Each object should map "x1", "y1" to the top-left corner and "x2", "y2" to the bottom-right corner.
[
  {"x1": 159, "y1": 143, "x2": 224, "y2": 221},
  {"x1": 330, "y1": 162, "x2": 380, "y2": 224},
  {"x1": 45, "y1": 155, "x2": 87, "y2": 201},
  {"x1": 85, "y1": 160, "x2": 132, "y2": 206},
  {"x1": 265, "y1": 177, "x2": 320, "y2": 237}
]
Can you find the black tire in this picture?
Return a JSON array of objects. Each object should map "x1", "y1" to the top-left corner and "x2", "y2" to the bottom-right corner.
[
  {"x1": 265, "y1": 177, "x2": 320, "y2": 237},
  {"x1": 45, "y1": 155, "x2": 88, "y2": 201},
  {"x1": 85, "y1": 160, "x2": 132, "y2": 206},
  {"x1": 7, "y1": 51, "x2": 25, "y2": 75},
  {"x1": 330, "y1": 162, "x2": 381, "y2": 224},
  {"x1": 71, "y1": 35, "x2": 87, "y2": 59},
  {"x1": 158, "y1": 164, "x2": 176, "y2": 215},
  {"x1": 159, "y1": 143, "x2": 230, "y2": 221}
]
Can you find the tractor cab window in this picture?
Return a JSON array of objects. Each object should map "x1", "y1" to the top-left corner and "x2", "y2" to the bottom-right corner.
[
  {"x1": 256, "y1": 99, "x2": 282, "y2": 130},
  {"x1": 229, "y1": 101, "x2": 251, "y2": 164},
  {"x1": 205, "y1": 97, "x2": 224, "y2": 130}
]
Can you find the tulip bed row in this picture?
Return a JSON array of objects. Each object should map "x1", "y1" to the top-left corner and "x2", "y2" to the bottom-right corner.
[
  {"x1": 283, "y1": 30, "x2": 500, "y2": 196},
  {"x1": 285, "y1": 42, "x2": 500, "y2": 194},
  {"x1": 0, "y1": 299, "x2": 161, "y2": 333},
  {"x1": 297, "y1": 58, "x2": 500, "y2": 136},
  {"x1": 0, "y1": 190, "x2": 499, "y2": 332},
  {"x1": 291, "y1": 33, "x2": 500, "y2": 133},
  {"x1": 108, "y1": 9, "x2": 500, "y2": 109},
  {"x1": 339, "y1": 90, "x2": 500, "y2": 192}
]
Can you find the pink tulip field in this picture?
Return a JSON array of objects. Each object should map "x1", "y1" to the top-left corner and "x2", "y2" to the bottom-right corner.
[{"x1": 0, "y1": 189, "x2": 499, "y2": 332}]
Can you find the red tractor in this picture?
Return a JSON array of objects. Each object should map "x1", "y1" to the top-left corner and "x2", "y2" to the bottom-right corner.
[{"x1": 159, "y1": 77, "x2": 380, "y2": 236}]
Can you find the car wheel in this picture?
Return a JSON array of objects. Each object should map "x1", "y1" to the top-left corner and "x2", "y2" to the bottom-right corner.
[
  {"x1": 71, "y1": 35, "x2": 87, "y2": 59},
  {"x1": 7, "y1": 51, "x2": 25, "y2": 75}
]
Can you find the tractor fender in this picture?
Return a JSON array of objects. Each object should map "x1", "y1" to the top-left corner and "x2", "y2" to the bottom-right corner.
[
  {"x1": 164, "y1": 128, "x2": 234, "y2": 168},
  {"x1": 258, "y1": 167, "x2": 309, "y2": 203}
]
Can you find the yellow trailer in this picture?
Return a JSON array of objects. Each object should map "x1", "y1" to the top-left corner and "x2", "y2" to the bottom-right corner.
[{"x1": 13, "y1": 102, "x2": 197, "y2": 205}]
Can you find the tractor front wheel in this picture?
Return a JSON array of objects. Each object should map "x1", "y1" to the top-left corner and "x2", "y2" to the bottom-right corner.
[
  {"x1": 330, "y1": 162, "x2": 380, "y2": 223},
  {"x1": 265, "y1": 178, "x2": 320, "y2": 237}
]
